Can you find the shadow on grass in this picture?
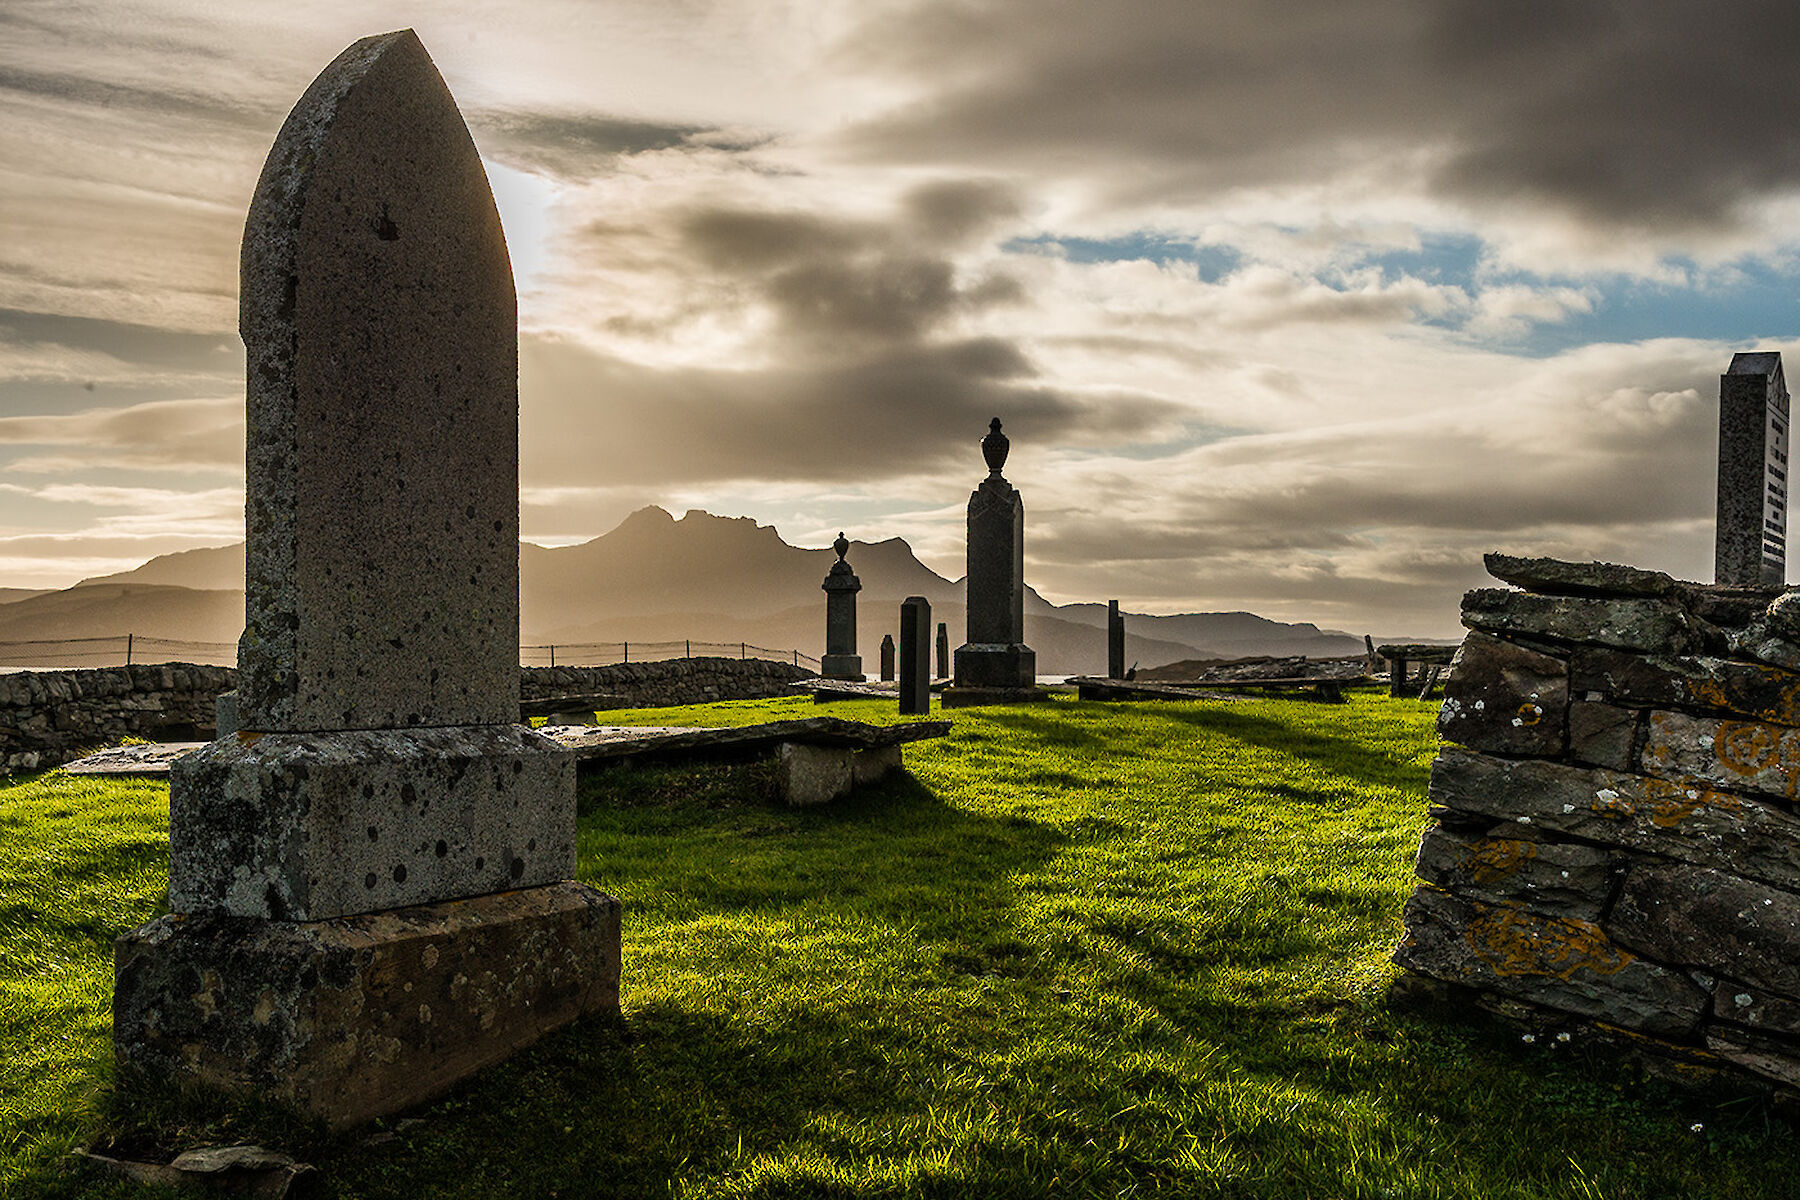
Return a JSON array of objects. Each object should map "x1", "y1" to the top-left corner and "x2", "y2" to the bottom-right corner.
[{"x1": 1156, "y1": 705, "x2": 1432, "y2": 794}]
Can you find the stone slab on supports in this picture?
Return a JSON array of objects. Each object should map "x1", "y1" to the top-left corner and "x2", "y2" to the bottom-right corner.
[{"x1": 113, "y1": 882, "x2": 619, "y2": 1129}]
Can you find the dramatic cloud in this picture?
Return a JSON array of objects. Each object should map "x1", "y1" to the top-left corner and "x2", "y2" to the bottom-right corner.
[
  {"x1": 3, "y1": 0, "x2": 1796, "y2": 635},
  {"x1": 837, "y1": 0, "x2": 1800, "y2": 252}
]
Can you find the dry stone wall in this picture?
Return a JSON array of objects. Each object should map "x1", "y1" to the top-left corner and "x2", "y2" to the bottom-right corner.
[
  {"x1": 519, "y1": 657, "x2": 812, "y2": 710},
  {"x1": 1395, "y1": 551, "x2": 1800, "y2": 1095},
  {"x1": 3, "y1": 657, "x2": 814, "y2": 776},
  {"x1": 1, "y1": 663, "x2": 236, "y2": 775}
]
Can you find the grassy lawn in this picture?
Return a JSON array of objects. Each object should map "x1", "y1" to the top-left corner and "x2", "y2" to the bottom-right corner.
[{"x1": 3, "y1": 691, "x2": 1795, "y2": 1197}]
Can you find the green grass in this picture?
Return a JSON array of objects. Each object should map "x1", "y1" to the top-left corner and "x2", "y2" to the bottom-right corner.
[{"x1": 3, "y1": 691, "x2": 1795, "y2": 1198}]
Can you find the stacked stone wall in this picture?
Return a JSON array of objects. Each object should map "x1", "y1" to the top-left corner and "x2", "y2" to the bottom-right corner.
[
  {"x1": 3, "y1": 658, "x2": 814, "y2": 776},
  {"x1": 1, "y1": 663, "x2": 238, "y2": 775},
  {"x1": 1395, "y1": 552, "x2": 1800, "y2": 1095},
  {"x1": 520, "y1": 657, "x2": 812, "y2": 710}
]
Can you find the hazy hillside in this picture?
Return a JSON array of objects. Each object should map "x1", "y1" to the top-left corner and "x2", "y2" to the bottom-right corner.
[
  {"x1": 0, "y1": 589, "x2": 52, "y2": 605},
  {"x1": 9, "y1": 506, "x2": 1388, "y2": 673}
]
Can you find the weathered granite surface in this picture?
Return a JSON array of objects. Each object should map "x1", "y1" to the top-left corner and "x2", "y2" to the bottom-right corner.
[
  {"x1": 169, "y1": 724, "x2": 576, "y2": 921},
  {"x1": 1399, "y1": 552, "x2": 1800, "y2": 1098},
  {"x1": 237, "y1": 29, "x2": 518, "y2": 732},
  {"x1": 114, "y1": 882, "x2": 619, "y2": 1128}
]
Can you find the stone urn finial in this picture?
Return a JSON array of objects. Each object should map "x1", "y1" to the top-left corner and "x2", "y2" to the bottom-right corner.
[
  {"x1": 981, "y1": 417, "x2": 1009, "y2": 476},
  {"x1": 833, "y1": 531, "x2": 850, "y2": 562}
]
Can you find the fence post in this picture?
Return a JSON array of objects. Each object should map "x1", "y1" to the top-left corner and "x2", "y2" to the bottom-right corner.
[
  {"x1": 126, "y1": 633, "x2": 133, "y2": 666},
  {"x1": 686, "y1": 640, "x2": 690, "y2": 658},
  {"x1": 549, "y1": 645, "x2": 555, "y2": 668},
  {"x1": 624, "y1": 641, "x2": 629, "y2": 664},
  {"x1": 741, "y1": 642, "x2": 746, "y2": 659}
]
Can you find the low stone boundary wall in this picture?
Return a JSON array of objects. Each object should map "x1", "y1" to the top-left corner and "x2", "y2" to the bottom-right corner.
[
  {"x1": 520, "y1": 657, "x2": 812, "y2": 712},
  {"x1": 1, "y1": 663, "x2": 238, "y2": 776},
  {"x1": 3, "y1": 657, "x2": 816, "y2": 776},
  {"x1": 1394, "y1": 552, "x2": 1800, "y2": 1096}
]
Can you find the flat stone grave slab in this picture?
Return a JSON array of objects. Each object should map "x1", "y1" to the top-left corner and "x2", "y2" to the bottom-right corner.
[
  {"x1": 540, "y1": 716, "x2": 950, "y2": 807},
  {"x1": 62, "y1": 743, "x2": 208, "y2": 776}
]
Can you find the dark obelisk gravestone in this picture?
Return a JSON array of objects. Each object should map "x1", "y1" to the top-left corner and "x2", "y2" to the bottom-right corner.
[
  {"x1": 943, "y1": 418, "x2": 1046, "y2": 707},
  {"x1": 112, "y1": 30, "x2": 620, "y2": 1128},
  {"x1": 1107, "y1": 600, "x2": 1125, "y2": 679},
  {"x1": 820, "y1": 532, "x2": 864, "y2": 680},
  {"x1": 880, "y1": 633, "x2": 896, "y2": 681},
  {"x1": 936, "y1": 621, "x2": 950, "y2": 680},
  {"x1": 1716, "y1": 351, "x2": 1789, "y2": 586},
  {"x1": 899, "y1": 597, "x2": 932, "y2": 714}
]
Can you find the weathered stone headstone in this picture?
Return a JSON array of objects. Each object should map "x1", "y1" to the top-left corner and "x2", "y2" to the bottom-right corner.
[
  {"x1": 112, "y1": 30, "x2": 619, "y2": 1127},
  {"x1": 1717, "y1": 351, "x2": 1788, "y2": 586},
  {"x1": 880, "y1": 633, "x2": 896, "y2": 681},
  {"x1": 1107, "y1": 600, "x2": 1125, "y2": 679},
  {"x1": 820, "y1": 532, "x2": 864, "y2": 680},
  {"x1": 936, "y1": 621, "x2": 950, "y2": 680},
  {"x1": 944, "y1": 418, "x2": 1046, "y2": 707},
  {"x1": 899, "y1": 597, "x2": 931, "y2": 714}
]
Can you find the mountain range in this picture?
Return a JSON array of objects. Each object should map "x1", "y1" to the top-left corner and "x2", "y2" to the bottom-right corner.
[{"x1": 0, "y1": 506, "x2": 1380, "y2": 673}]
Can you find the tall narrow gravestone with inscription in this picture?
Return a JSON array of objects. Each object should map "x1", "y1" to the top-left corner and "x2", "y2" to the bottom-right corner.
[
  {"x1": 943, "y1": 418, "x2": 1047, "y2": 707},
  {"x1": 112, "y1": 30, "x2": 620, "y2": 1127},
  {"x1": 1716, "y1": 351, "x2": 1789, "y2": 586}
]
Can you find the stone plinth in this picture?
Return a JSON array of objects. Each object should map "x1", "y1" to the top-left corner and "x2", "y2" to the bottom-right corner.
[
  {"x1": 1716, "y1": 351, "x2": 1788, "y2": 587},
  {"x1": 170, "y1": 725, "x2": 575, "y2": 921},
  {"x1": 114, "y1": 882, "x2": 619, "y2": 1129},
  {"x1": 899, "y1": 596, "x2": 931, "y2": 714}
]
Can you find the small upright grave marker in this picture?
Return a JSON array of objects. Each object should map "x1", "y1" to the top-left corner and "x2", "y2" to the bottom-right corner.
[
  {"x1": 936, "y1": 621, "x2": 950, "y2": 679},
  {"x1": 1717, "y1": 351, "x2": 1789, "y2": 586},
  {"x1": 899, "y1": 597, "x2": 931, "y2": 714},
  {"x1": 880, "y1": 633, "x2": 897, "y2": 681},
  {"x1": 1108, "y1": 600, "x2": 1125, "y2": 679},
  {"x1": 112, "y1": 30, "x2": 619, "y2": 1127}
]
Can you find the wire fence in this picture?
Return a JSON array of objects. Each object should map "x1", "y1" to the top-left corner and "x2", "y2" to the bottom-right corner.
[{"x1": 0, "y1": 635, "x2": 820, "y2": 672}]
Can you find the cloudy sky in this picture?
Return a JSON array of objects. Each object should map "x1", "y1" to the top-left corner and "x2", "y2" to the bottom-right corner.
[{"x1": 4, "y1": 0, "x2": 1799, "y2": 636}]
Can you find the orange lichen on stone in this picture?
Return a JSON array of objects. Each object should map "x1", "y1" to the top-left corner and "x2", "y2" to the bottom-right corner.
[
  {"x1": 1714, "y1": 720, "x2": 1784, "y2": 777},
  {"x1": 1460, "y1": 837, "x2": 1540, "y2": 884},
  {"x1": 1516, "y1": 703, "x2": 1544, "y2": 726},
  {"x1": 1640, "y1": 778, "x2": 1743, "y2": 829},
  {"x1": 1465, "y1": 903, "x2": 1636, "y2": 981}
]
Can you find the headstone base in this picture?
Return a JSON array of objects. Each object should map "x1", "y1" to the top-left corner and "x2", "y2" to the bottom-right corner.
[
  {"x1": 113, "y1": 881, "x2": 620, "y2": 1129},
  {"x1": 939, "y1": 686, "x2": 1050, "y2": 709},
  {"x1": 952, "y1": 642, "x2": 1036, "y2": 689},
  {"x1": 819, "y1": 655, "x2": 865, "y2": 681},
  {"x1": 170, "y1": 725, "x2": 575, "y2": 921}
]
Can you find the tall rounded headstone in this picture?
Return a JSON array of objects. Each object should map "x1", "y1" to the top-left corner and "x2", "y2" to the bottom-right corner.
[{"x1": 113, "y1": 30, "x2": 620, "y2": 1128}]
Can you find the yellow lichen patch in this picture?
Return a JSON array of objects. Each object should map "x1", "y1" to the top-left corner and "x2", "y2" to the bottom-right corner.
[
  {"x1": 1715, "y1": 720, "x2": 1784, "y2": 778},
  {"x1": 1687, "y1": 677, "x2": 1733, "y2": 713},
  {"x1": 1640, "y1": 777, "x2": 1744, "y2": 829},
  {"x1": 1466, "y1": 903, "x2": 1636, "y2": 981},
  {"x1": 1516, "y1": 703, "x2": 1544, "y2": 726},
  {"x1": 1460, "y1": 837, "x2": 1540, "y2": 884}
]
